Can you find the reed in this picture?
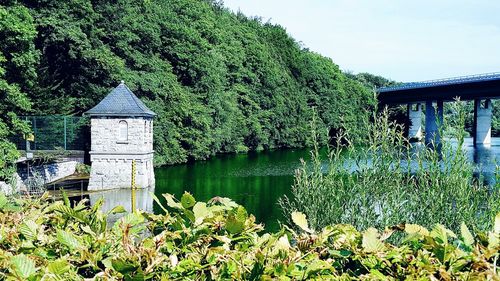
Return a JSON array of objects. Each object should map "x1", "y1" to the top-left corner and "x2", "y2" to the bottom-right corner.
[{"x1": 279, "y1": 102, "x2": 500, "y2": 233}]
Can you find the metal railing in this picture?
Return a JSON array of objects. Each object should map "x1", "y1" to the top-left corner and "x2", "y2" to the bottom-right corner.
[
  {"x1": 378, "y1": 72, "x2": 500, "y2": 92},
  {"x1": 10, "y1": 116, "x2": 89, "y2": 151}
]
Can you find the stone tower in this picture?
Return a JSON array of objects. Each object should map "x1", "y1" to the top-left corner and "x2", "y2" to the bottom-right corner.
[{"x1": 84, "y1": 81, "x2": 156, "y2": 190}]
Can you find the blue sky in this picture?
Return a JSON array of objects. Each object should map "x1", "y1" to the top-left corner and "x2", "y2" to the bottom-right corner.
[{"x1": 223, "y1": 0, "x2": 500, "y2": 82}]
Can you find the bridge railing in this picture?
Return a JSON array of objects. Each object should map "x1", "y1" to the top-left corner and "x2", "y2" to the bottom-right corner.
[
  {"x1": 10, "y1": 116, "x2": 90, "y2": 151},
  {"x1": 379, "y1": 72, "x2": 500, "y2": 92}
]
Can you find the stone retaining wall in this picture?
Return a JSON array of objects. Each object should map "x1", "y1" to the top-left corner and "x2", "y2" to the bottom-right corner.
[{"x1": 1, "y1": 160, "x2": 83, "y2": 195}]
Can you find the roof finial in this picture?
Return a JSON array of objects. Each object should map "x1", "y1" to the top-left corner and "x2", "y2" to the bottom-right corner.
[{"x1": 120, "y1": 80, "x2": 125, "y2": 85}]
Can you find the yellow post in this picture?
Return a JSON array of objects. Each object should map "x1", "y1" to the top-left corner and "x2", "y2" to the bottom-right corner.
[
  {"x1": 131, "y1": 188, "x2": 137, "y2": 214},
  {"x1": 131, "y1": 160, "x2": 136, "y2": 213},
  {"x1": 131, "y1": 160, "x2": 136, "y2": 189}
]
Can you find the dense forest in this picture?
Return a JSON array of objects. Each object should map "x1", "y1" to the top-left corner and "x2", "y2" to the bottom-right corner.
[{"x1": 1, "y1": 0, "x2": 378, "y2": 174}]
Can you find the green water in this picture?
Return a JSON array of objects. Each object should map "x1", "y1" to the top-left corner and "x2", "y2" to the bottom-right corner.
[{"x1": 154, "y1": 148, "x2": 314, "y2": 231}]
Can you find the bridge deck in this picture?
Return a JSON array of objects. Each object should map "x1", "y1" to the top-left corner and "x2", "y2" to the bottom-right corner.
[{"x1": 377, "y1": 72, "x2": 500, "y2": 104}]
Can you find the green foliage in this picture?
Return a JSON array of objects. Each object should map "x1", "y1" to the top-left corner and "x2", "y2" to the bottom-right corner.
[
  {"x1": 280, "y1": 103, "x2": 500, "y2": 234},
  {"x1": 346, "y1": 72, "x2": 398, "y2": 90},
  {"x1": 3, "y1": 0, "x2": 375, "y2": 166},
  {"x1": 0, "y1": 141, "x2": 20, "y2": 182},
  {"x1": 347, "y1": 72, "x2": 409, "y2": 126},
  {"x1": 9, "y1": 254, "x2": 37, "y2": 280},
  {"x1": 0, "y1": 193, "x2": 499, "y2": 279},
  {"x1": 0, "y1": 3, "x2": 38, "y2": 181},
  {"x1": 75, "y1": 163, "x2": 91, "y2": 176}
]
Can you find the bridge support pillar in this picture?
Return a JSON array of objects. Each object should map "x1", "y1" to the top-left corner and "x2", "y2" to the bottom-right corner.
[
  {"x1": 473, "y1": 99, "x2": 492, "y2": 146},
  {"x1": 425, "y1": 100, "x2": 443, "y2": 146},
  {"x1": 407, "y1": 103, "x2": 422, "y2": 141}
]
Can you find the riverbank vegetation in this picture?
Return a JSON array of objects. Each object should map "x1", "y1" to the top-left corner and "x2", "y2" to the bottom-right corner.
[
  {"x1": 0, "y1": 0, "x2": 375, "y2": 172},
  {"x1": 0, "y1": 192, "x2": 499, "y2": 279},
  {"x1": 280, "y1": 103, "x2": 500, "y2": 234}
]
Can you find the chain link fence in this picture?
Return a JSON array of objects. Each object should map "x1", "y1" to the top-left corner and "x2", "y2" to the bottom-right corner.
[{"x1": 10, "y1": 116, "x2": 90, "y2": 151}]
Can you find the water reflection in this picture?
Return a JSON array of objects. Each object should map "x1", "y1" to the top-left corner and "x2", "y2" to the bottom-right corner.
[
  {"x1": 403, "y1": 139, "x2": 497, "y2": 186},
  {"x1": 88, "y1": 188, "x2": 155, "y2": 223},
  {"x1": 466, "y1": 140, "x2": 497, "y2": 186},
  {"x1": 153, "y1": 150, "x2": 313, "y2": 231}
]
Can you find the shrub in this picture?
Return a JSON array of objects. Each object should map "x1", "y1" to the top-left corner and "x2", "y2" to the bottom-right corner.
[{"x1": 0, "y1": 193, "x2": 498, "y2": 279}]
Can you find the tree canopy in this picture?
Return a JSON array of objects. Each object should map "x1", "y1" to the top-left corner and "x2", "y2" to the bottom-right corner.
[{"x1": 0, "y1": 3, "x2": 38, "y2": 180}]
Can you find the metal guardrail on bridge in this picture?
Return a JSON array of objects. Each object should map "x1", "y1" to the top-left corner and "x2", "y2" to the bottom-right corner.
[{"x1": 378, "y1": 72, "x2": 500, "y2": 92}]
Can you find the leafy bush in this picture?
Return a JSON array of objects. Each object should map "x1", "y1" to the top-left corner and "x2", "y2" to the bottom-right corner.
[
  {"x1": 75, "y1": 163, "x2": 91, "y2": 176},
  {"x1": 280, "y1": 104, "x2": 500, "y2": 233},
  {"x1": 0, "y1": 192, "x2": 499, "y2": 279}
]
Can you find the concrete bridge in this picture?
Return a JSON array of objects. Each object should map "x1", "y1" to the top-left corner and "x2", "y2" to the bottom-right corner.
[{"x1": 377, "y1": 72, "x2": 500, "y2": 146}]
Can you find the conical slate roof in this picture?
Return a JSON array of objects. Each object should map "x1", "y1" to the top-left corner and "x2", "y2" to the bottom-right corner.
[{"x1": 84, "y1": 81, "x2": 156, "y2": 117}]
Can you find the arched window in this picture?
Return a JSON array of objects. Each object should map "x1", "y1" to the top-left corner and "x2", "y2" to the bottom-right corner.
[{"x1": 118, "y1": 120, "x2": 128, "y2": 141}]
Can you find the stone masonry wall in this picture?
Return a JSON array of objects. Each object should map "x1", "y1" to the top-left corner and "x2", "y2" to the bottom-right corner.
[
  {"x1": 88, "y1": 116, "x2": 155, "y2": 191},
  {"x1": 88, "y1": 187, "x2": 154, "y2": 223},
  {"x1": 88, "y1": 157, "x2": 153, "y2": 190},
  {"x1": 91, "y1": 117, "x2": 153, "y2": 153}
]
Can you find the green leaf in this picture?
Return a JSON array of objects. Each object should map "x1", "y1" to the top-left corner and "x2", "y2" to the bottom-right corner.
[
  {"x1": 112, "y1": 259, "x2": 139, "y2": 274},
  {"x1": 56, "y1": 229, "x2": 81, "y2": 250},
  {"x1": 150, "y1": 193, "x2": 168, "y2": 213},
  {"x1": 362, "y1": 228, "x2": 385, "y2": 253},
  {"x1": 291, "y1": 211, "x2": 313, "y2": 233},
  {"x1": 117, "y1": 212, "x2": 144, "y2": 227},
  {"x1": 48, "y1": 259, "x2": 70, "y2": 275},
  {"x1": 10, "y1": 254, "x2": 37, "y2": 279},
  {"x1": 20, "y1": 240, "x2": 35, "y2": 249},
  {"x1": 209, "y1": 197, "x2": 238, "y2": 208},
  {"x1": 19, "y1": 220, "x2": 38, "y2": 241},
  {"x1": 109, "y1": 205, "x2": 127, "y2": 214},
  {"x1": 181, "y1": 192, "x2": 196, "y2": 209},
  {"x1": 51, "y1": 203, "x2": 78, "y2": 218},
  {"x1": 226, "y1": 215, "x2": 245, "y2": 234},
  {"x1": 369, "y1": 269, "x2": 387, "y2": 279},
  {"x1": 81, "y1": 225, "x2": 96, "y2": 236},
  {"x1": 430, "y1": 224, "x2": 449, "y2": 245},
  {"x1": 183, "y1": 209, "x2": 195, "y2": 222},
  {"x1": 460, "y1": 222, "x2": 474, "y2": 247},
  {"x1": 163, "y1": 193, "x2": 183, "y2": 209},
  {"x1": 0, "y1": 192, "x2": 7, "y2": 209},
  {"x1": 494, "y1": 213, "x2": 500, "y2": 234},
  {"x1": 102, "y1": 257, "x2": 113, "y2": 270},
  {"x1": 488, "y1": 232, "x2": 499, "y2": 248},
  {"x1": 275, "y1": 235, "x2": 291, "y2": 251},
  {"x1": 62, "y1": 190, "x2": 70, "y2": 207},
  {"x1": 235, "y1": 206, "x2": 248, "y2": 223},
  {"x1": 193, "y1": 202, "x2": 208, "y2": 225},
  {"x1": 404, "y1": 224, "x2": 429, "y2": 236},
  {"x1": 306, "y1": 260, "x2": 333, "y2": 278}
]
